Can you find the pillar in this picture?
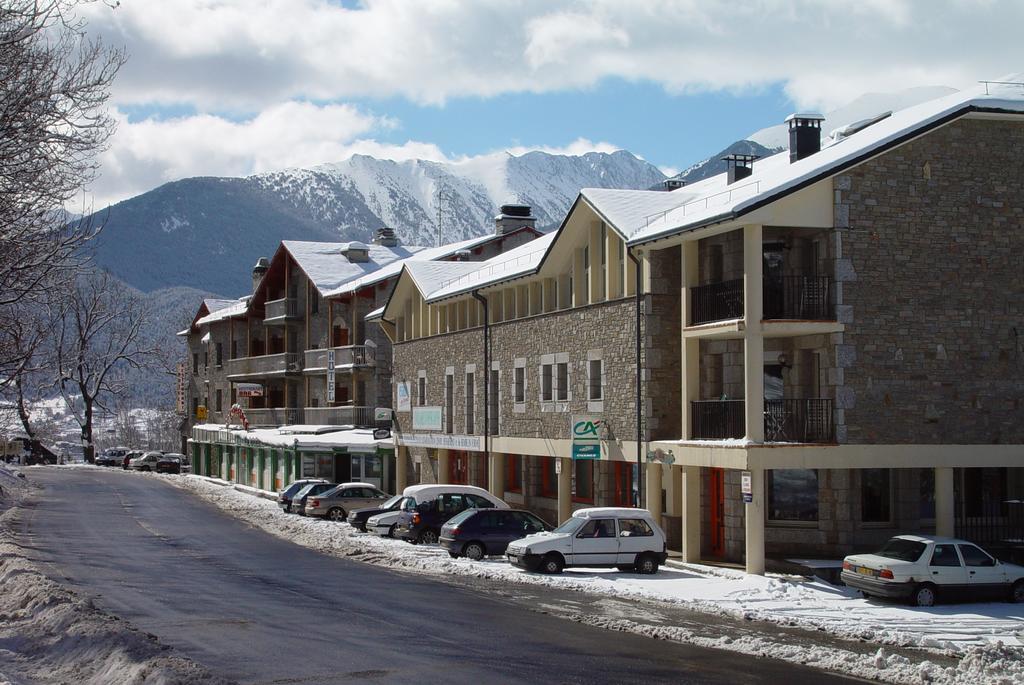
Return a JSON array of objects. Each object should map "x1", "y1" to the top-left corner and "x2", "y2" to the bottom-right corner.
[
  {"x1": 645, "y1": 462, "x2": 663, "y2": 520},
  {"x1": 395, "y1": 446, "x2": 409, "y2": 492},
  {"x1": 488, "y1": 453, "x2": 505, "y2": 498},
  {"x1": 572, "y1": 248, "x2": 587, "y2": 307},
  {"x1": 681, "y1": 466, "x2": 701, "y2": 563},
  {"x1": 681, "y1": 240, "x2": 700, "y2": 438},
  {"x1": 745, "y1": 465, "x2": 765, "y2": 574},
  {"x1": 743, "y1": 224, "x2": 765, "y2": 442},
  {"x1": 935, "y1": 467, "x2": 955, "y2": 537},
  {"x1": 436, "y1": 449, "x2": 450, "y2": 484},
  {"x1": 558, "y1": 457, "x2": 573, "y2": 524},
  {"x1": 606, "y1": 233, "x2": 622, "y2": 299},
  {"x1": 589, "y1": 222, "x2": 603, "y2": 303}
]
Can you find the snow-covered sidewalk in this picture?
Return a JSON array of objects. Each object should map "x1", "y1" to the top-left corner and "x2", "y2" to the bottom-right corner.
[{"x1": 142, "y1": 470, "x2": 1024, "y2": 684}]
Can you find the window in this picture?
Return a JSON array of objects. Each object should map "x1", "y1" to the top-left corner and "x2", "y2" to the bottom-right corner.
[
  {"x1": 619, "y1": 518, "x2": 654, "y2": 537},
  {"x1": 541, "y1": 363, "x2": 553, "y2": 402},
  {"x1": 588, "y1": 358, "x2": 603, "y2": 401},
  {"x1": 514, "y1": 365, "x2": 526, "y2": 405},
  {"x1": 573, "y1": 459, "x2": 594, "y2": 503},
  {"x1": 215, "y1": 389, "x2": 222, "y2": 412},
  {"x1": 192, "y1": 353, "x2": 199, "y2": 374},
  {"x1": 465, "y1": 370, "x2": 475, "y2": 435},
  {"x1": 417, "y1": 371, "x2": 426, "y2": 407},
  {"x1": 488, "y1": 367, "x2": 499, "y2": 435},
  {"x1": 958, "y1": 544, "x2": 995, "y2": 567},
  {"x1": 767, "y1": 469, "x2": 819, "y2": 522},
  {"x1": 540, "y1": 457, "x2": 557, "y2": 498},
  {"x1": 861, "y1": 469, "x2": 891, "y2": 523},
  {"x1": 203, "y1": 351, "x2": 208, "y2": 368},
  {"x1": 310, "y1": 290, "x2": 319, "y2": 314},
  {"x1": 506, "y1": 454, "x2": 522, "y2": 493},
  {"x1": 577, "y1": 518, "x2": 615, "y2": 538},
  {"x1": 231, "y1": 340, "x2": 238, "y2": 360},
  {"x1": 556, "y1": 362, "x2": 569, "y2": 401},
  {"x1": 930, "y1": 544, "x2": 961, "y2": 567},
  {"x1": 444, "y1": 372, "x2": 454, "y2": 434},
  {"x1": 215, "y1": 342, "x2": 223, "y2": 367}
]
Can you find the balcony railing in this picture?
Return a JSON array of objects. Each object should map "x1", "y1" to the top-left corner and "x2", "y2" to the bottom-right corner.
[
  {"x1": 244, "y1": 407, "x2": 303, "y2": 427},
  {"x1": 689, "y1": 398, "x2": 834, "y2": 443},
  {"x1": 264, "y1": 297, "x2": 300, "y2": 324},
  {"x1": 225, "y1": 352, "x2": 302, "y2": 379},
  {"x1": 690, "y1": 276, "x2": 835, "y2": 325},
  {"x1": 303, "y1": 345, "x2": 376, "y2": 373},
  {"x1": 763, "y1": 276, "x2": 833, "y2": 320},
  {"x1": 303, "y1": 405, "x2": 375, "y2": 427}
]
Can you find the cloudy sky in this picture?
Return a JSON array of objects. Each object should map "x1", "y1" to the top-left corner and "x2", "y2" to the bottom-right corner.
[{"x1": 79, "y1": 0, "x2": 1023, "y2": 208}]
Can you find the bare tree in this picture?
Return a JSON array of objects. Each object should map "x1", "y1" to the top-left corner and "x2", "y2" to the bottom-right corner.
[
  {"x1": 54, "y1": 271, "x2": 157, "y2": 463},
  {"x1": 0, "y1": 0, "x2": 125, "y2": 368}
]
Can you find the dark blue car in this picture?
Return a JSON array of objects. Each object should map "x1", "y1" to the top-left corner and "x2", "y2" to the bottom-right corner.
[{"x1": 440, "y1": 508, "x2": 550, "y2": 560}]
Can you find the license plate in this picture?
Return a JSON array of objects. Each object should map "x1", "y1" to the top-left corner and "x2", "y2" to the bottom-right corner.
[{"x1": 857, "y1": 566, "x2": 875, "y2": 576}]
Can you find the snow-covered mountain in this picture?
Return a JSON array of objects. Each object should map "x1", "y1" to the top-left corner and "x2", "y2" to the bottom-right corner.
[{"x1": 93, "y1": 150, "x2": 666, "y2": 295}]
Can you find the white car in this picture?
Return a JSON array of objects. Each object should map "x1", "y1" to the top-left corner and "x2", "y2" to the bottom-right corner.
[
  {"x1": 129, "y1": 452, "x2": 163, "y2": 472},
  {"x1": 841, "y1": 534, "x2": 1024, "y2": 607},
  {"x1": 506, "y1": 507, "x2": 668, "y2": 575},
  {"x1": 367, "y1": 509, "x2": 404, "y2": 537}
]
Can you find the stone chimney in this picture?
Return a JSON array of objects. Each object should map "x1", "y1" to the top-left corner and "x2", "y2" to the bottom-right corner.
[
  {"x1": 341, "y1": 241, "x2": 370, "y2": 263},
  {"x1": 252, "y1": 257, "x2": 269, "y2": 292},
  {"x1": 786, "y1": 112, "x2": 825, "y2": 163},
  {"x1": 494, "y1": 204, "x2": 536, "y2": 236},
  {"x1": 372, "y1": 227, "x2": 399, "y2": 247},
  {"x1": 722, "y1": 154, "x2": 758, "y2": 185}
]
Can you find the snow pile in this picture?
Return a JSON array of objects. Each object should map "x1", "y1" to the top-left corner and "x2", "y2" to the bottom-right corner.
[
  {"x1": 0, "y1": 470, "x2": 230, "y2": 685},
  {"x1": 164, "y1": 473, "x2": 1024, "y2": 684}
]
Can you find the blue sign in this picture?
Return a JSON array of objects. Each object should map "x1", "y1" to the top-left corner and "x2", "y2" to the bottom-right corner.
[{"x1": 572, "y1": 443, "x2": 600, "y2": 460}]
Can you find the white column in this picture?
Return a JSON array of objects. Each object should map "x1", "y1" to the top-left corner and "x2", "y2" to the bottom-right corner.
[
  {"x1": 745, "y1": 465, "x2": 765, "y2": 574},
  {"x1": 395, "y1": 446, "x2": 409, "y2": 491},
  {"x1": 488, "y1": 452, "x2": 505, "y2": 498},
  {"x1": 436, "y1": 449, "x2": 450, "y2": 484},
  {"x1": 558, "y1": 457, "x2": 573, "y2": 524},
  {"x1": 935, "y1": 467, "x2": 955, "y2": 537},
  {"x1": 743, "y1": 224, "x2": 765, "y2": 443},
  {"x1": 645, "y1": 462, "x2": 663, "y2": 520},
  {"x1": 681, "y1": 465, "x2": 701, "y2": 563}
]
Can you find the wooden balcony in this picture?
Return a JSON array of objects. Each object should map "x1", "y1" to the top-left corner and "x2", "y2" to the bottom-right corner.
[
  {"x1": 303, "y1": 345, "x2": 375, "y2": 374},
  {"x1": 264, "y1": 297, "x2": 301, "y2": 325},
  {"x1": 225, "y1": 352, "x2": 302, "y2": 380}
]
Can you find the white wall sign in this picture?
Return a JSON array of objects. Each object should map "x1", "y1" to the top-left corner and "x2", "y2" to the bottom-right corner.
[
  {"x1": 396, "y1": 381, "x2": 411, "y2": 412},
  {"x1": 741, "y1": 470, "x2": 752, "y2": 504},
  {"x1": 399, "y1": 432, "x2": 483, "y2": 451},
  {"x1": 412, "y1": 406, "x2": 443, "y2": 431}
]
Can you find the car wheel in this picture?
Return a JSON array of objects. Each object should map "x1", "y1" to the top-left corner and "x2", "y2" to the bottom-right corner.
[
  {"x1": 418, "y1": 529, "x2": 439, "y2": 545},
  {"x1": 327, "y1": 507, "x2": 347, "y2": 522},
  {"x1": 1010, "y1": 580, "x2": 1024, "y2": 604},
  {"x1": 540, "y1": 553, "x2": 564, "y2": 574},
  {"x1": 911, "y1": 583, "x2": 937, "y2": 607},
  {"x1": 463, "y1": 542, "x2": 485, "y2": 561},
  {"x1": 141, "y1": 466, "x2": 150, "y2": 472},
  {"x1": 387, "y1": 524, "x2": 396, "y2": 538},
  {"x1": 448, "y1": 552, "x2": 459, "y2": 559},
  {"x1": 636, "y1": 553, "x2": 659, "y2": 575}
]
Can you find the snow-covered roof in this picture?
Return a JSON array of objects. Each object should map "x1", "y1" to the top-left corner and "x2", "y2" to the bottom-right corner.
[
  {"x1": 421, "y1": 232, "x2": 557, "y2": 303},
  {"x1": 195, "y1": 297, "x2": 249, "y2": 327},
  {"x1": 282, "y1": 240, "x2": 430, "y2": 296},
  {"x1": 203, "y1": 298, "x2": 237, "y2": 313},
  {"x1": 589, "y1": 78, "x2": 1024, "y2": 246},
  {"x1": 192, "y1": 423, "x2": 391, "y2": 451}
]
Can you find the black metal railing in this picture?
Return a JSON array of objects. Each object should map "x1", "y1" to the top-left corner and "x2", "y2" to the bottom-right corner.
[
  {"x1": 691, "y1": 279, "x2": 743, "y2": 325},
  {"x1": 690, "y1": 398, "x2": 834, "y2": 443},
  {"x1": 763, "y1": 398, "x2": 834, "y2": 443},
  {"x1": 763, "y1": 276, "x2": 833, "y2": 320}
]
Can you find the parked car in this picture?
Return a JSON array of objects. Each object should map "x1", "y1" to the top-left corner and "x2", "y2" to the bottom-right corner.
[
  {"x1": 123, "y1": 451, "x2": 143, "y2": 469},
  {"x1": 291, "y1": 481, "x2": 339, "y2": 516},
  {"x1": 277, "y1": 479, "x2": 329, "y2": 513},
  {"x1": 163, "y1": 452, "x2": 190, "y2": 474},
  {"x1": 367, "y1": 505, "x2": 407, "y2": 538},
  {"x1": 507, "y1": 507, "x2": 668, "y2": 575},
  {"x1": 155, "y1": 455, "x2": 183, "y2": 474},
  {"x1": 841, "y1": 534, "x2": 1024, "y2": 607},
  {"x1": 304, "y1": 483, "x2": 390, "y2": 520},
  {"x1": 348, "y1": 494, "x2": 404, "y2": 531},
  {"x1": 440, "y1": 508, "x2": 550, "y2": 560},
  {"x1": 97, "y1": 448, "x2": 129, "y2": 466},
  {"x1": 129, "y1": 452, "x2": 164, "y2": 472},
  {"x1": 394, "y1": 484, "x2": 509, "y2": 545}
]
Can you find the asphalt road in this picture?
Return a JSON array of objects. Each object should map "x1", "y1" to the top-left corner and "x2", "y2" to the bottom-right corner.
[{"x1": 19, "y1": 468, "x2": 857, "y2": 684}]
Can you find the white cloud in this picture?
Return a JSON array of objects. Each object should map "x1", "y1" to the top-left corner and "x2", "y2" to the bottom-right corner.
[{"x1": 501, "y1": 137, "x2": 620, "y2": 158}]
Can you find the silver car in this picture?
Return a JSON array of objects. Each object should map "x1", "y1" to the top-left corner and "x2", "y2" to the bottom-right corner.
[
  {"x1": 304, "y1": 482, "x2": 390, "y2": 521},
  {"x1": 129, "y1": 451, "x2": 163, "y2": 472}
]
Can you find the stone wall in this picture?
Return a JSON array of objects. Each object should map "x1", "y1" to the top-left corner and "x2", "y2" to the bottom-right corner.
[{"x1": 836, "y1": 118, "x2": 1024, "y2": 444}]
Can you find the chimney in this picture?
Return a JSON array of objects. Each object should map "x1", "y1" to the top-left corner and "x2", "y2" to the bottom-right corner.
[
  {"x1": 662, "y1": 178, "x2": 686, "y2": 191},
  {"x1": 722, "y1": 154, "x2": 758, "y2": 185},
  {"x1": 252, "y1": 257, "x2": 269, "y2": 292},
  {"x1": 340, "y1": 241, "x2": 370, "y2": 263},
  {"x1": 786, "y1": 112, "x2": 825, "y2": 162},
  {"x1": 494, "y1": 204, "x2": 536, "y2": 236},
  {"x1": 372, "y1": 227, "x2": 399, "y2": 247}
]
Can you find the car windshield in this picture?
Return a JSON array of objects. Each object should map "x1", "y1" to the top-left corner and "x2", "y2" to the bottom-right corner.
[
  {"x1": 445, "y1": 509, "x2": 477, "y2": 526},
  {"x1": 552, "y1": 517, "x2": 585, "y2": 535},
  {"x1": 381, "y1": 495, "x2": 402, "y2": 509},
  {"x1": 876, "y1": 538, "x2": 927, "y2": 562}
]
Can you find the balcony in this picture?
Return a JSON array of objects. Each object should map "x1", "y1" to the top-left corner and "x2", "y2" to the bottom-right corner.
[
  {"x1": 303, "y1": 345, "x2": 376, "y2": 374},
  {"x1": 689, "y1": 398, "x2": 834, "y2": 443},
  {"x1": 690, "y1": 276, "x2": 834, "y2": 326},
  {"x1": 244, "y1": 407, "x2": 303, "y2": 428},
  {"x1": 303, "y1": 405, "x2": 376, "y2": 427},
  {"x1": 225, "y1": 352, "x2": 303, "y2": 380},
  {"x1": 264, "y1": 297, "x2": 301, "y2": 325}
]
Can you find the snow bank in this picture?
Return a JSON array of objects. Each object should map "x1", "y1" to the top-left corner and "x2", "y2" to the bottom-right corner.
[
  {"x1": 0, "y1": 469, "x2": 230, "y2": 685},
  {"x1": 163, "y1": 472, "x2": 1024, "y2": 684}
]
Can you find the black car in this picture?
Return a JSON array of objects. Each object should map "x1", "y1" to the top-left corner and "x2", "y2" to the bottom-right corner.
[
  {"x1": 291, "y1": 482, "x2": 338, "y2": 516},
  {"x1": 155, "y1": 455, "x2": 182, "y2": 474},
  {"x1": 347, "y1": 494, "x2": 404, "y2": 531},
  {"x1": 395, "y1": 490, "x2": 502, "y2": 545},
  {"x1": 276, "y1": 479, "x2": 328, "y2": 513},
  {"x1": 440, "y1": 509, "x2": 550, "y2": 560}
]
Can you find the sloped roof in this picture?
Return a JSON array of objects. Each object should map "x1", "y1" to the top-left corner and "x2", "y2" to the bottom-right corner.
[
  {"x1": 583, "y1": 78, "x2": 1024, "y2": 246},
  {"x1": 194, "y1": 297, "x2": 248, "y2": 327},
  {"x1": 282, "y1": 240, "x2": 429, "y2": 296},
  {"x1": 424, "y1": 232, "x2": 556, "y2": 303}
]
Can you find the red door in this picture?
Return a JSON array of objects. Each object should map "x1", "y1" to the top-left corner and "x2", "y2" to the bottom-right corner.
[
  {"x1": 612, "y1": 462, "x2": 633, "y2": 507},
  {"x1": 709, "y1": 468, "x2": 725, "y2": 557}
]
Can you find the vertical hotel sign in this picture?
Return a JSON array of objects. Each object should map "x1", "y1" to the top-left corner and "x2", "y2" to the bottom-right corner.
[
  {"x1": 571, "y1": 415, "x2": 601, "y2": 460},
  {"x1": 175, "y1": 361, "x2": 187, "y2": 414},
  {"x1": 326, "y1": 349, "x2": 336, "y2": 403}
]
